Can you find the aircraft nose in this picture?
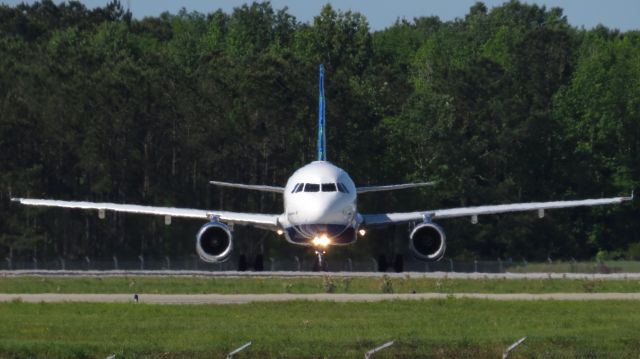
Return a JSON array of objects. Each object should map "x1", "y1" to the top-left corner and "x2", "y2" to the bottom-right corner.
[
  {"x1": 297, "y1": 198, "x2": 352, "y2": 223},
  {"x1": 298, "y1": 203, "x2": 327, "y2": 223}
]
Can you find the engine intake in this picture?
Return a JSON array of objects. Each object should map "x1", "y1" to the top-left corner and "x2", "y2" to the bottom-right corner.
[
  {"x1": 409, "y1": 222, "x2": 446, "y2": 261},
  {"x1": 196, "y1": 221, "x2": 233, "y2": 263}
]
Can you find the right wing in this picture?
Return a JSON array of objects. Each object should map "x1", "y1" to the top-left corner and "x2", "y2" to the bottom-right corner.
[
  {"x1": 357, "y1": 182, "x2": 435, "y2": 194},
  {"x1": 11, "y1": 198, "x2": 280, "y2": 230},
  {"x1": 362, "y1": 193, "x2": 633, "y2": 227},
  {"x1": 209, "y1": 181, "x2": 284, "y2": 194}
]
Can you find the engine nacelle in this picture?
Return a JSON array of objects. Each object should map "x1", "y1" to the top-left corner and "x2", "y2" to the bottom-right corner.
[
  {"x1": 196, "y1": 221, "x2": 233, "y2": 263},
  {"x1": 409, "y1": 222, "x2": 446, "y2": 261}
]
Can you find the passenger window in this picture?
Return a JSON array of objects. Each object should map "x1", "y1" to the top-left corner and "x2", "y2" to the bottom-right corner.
[
  {"x1": 304, "y1": 183, "x2": 320, "y2": 192},
  {"x1": 321, "y1": 183, "x2": 337, "y2": 192}
]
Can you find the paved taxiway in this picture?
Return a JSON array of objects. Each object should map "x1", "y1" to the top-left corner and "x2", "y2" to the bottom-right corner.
[
  {"x1": 4, "y1": 270, "x2": 640, "y2": 303},
  {"x1": 3, "y1": 270, "x2": 640, "y2": 280},
  {"x1": 2, "y1": 292, "x2": 640, "y2": 304}
]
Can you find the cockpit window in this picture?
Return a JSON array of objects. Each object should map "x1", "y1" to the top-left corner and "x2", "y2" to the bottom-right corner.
[
  {"x1": 304, "y1": 183, "x2": 320, "y2": 192},
  {"x1": 337, "y1": 183, "x2": 349, "y2": 193},
  {"x1": 291, "y1": 183, "x2": 303, "y2": 193},
  {"x1": 321, "y1": 183, "x2": 337, "y2": 192}
]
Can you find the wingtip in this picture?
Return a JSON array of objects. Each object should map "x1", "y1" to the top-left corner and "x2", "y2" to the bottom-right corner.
[
  {"x1": 413, "y1": 181, "x2": 437, "y2": 186},
  {"x1": 10, "y1": 198, "x2": 21, "y2": 203}
]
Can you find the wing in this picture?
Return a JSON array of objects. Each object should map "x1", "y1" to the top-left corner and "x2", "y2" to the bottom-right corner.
[
  {"x1": 210, "y1": 181, "x2": 284, "y2": 194},
  {"x1": 11, "y1": 198, "x2": 280, "y2": 230},
  {"x1": 357, "y1": 182, "x2": 435, "y2": 194},
  {"x1": 361, "y1": 193, "x2": 633, "y2": 227}
]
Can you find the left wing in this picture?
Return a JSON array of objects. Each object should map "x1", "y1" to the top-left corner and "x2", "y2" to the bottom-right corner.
[
  {"x1": 210, "y1": 181, "x2": 284, "y2": 194},
  {"x1": 357, "y1": 182, "x2": 435, "y2": 194},
  {"x1": 11, "y1": 198, "x2": 280, "y2": 230},
  {"x1": 362, "y1": 193, "x2": 633, "y2": 227}
]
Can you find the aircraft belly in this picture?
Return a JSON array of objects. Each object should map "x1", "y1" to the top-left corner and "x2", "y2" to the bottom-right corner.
[
  {"x1": 287, "y1": 208, "x2": 353, "y2": 224},
  {"x1": 284, "y1": 224, "x2": 357, "y2": 246}
]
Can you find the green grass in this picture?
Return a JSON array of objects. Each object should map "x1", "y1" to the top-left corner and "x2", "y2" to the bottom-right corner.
[
  {"x1": 509, "y1": 260, "x2": 640, "y2": 273},
  {"x1": 1, "y1": 275, "x2": 640, "y2": 294},
  {"x1": 0, "y1": 299, "x2": 639, "y2": 358}
]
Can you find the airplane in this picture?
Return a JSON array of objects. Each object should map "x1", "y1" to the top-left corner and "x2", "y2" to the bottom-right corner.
[{"x1": 11, "y1": 65, "x2": 633, "y2": 271}]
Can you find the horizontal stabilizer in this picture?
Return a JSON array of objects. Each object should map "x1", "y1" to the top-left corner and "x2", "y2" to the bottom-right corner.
[
  {"x1": 357, "y1": 182, "x2": 435, "y2": 194},
  {"x1": 209, "y1": 181, "x2": 284, "y2": 194}
]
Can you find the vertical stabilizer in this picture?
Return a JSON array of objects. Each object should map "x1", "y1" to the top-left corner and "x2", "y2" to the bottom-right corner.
[{"x1": 317, "y1": 64, "x2": 327, "y2": 161}]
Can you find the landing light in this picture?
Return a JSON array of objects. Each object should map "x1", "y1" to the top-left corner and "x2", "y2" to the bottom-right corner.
[
  {"x1": 358, "y1": 229, "x2": 366, "y2": 236},
  {"x1": 312, "y1": 234, "x2": 331, "y2": 248},
  {"x1": 276, "y1": 229, "x2": 284, "y2": 236}
]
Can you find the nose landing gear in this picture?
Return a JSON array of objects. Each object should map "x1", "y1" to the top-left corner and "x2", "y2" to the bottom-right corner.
[{"x1": 313, "y1": 250, "x2": 328, "y2": 272}]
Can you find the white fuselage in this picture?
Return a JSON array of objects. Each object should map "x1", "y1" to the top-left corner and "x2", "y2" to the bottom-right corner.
[{"x1": 279, "y1": 161, "x2": 359, "y2": 246}]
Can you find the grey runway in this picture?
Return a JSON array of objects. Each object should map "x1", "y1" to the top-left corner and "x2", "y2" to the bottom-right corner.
[
  {"x1": 2, "y1": 292, "x2": 640, "y2": 304},
  {"x1": 3, "y1": 270, "x2": 640, "y2": 280}
]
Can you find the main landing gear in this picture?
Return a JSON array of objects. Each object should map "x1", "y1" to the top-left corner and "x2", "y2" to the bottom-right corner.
[
  {"x1": 312, "y1": 250, "x2": 328, "y2": 272},
  {"x1": 237, "y1": 254, "x2": 264, "y2": 271},
  {"x1": 377, "y1": 254, "x2": 404, "y2": 272}
]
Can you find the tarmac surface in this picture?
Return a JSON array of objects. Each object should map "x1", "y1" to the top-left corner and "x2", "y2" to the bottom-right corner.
[
  {"x1": 2, "y1": 292, "x2": 640, "y2": 304},
  {"x1": 3, "y1": 270, "x2": 640, "y2": 280},
  {"x1": 3, "y1": 270, "x2": 640, "y2": 304}
]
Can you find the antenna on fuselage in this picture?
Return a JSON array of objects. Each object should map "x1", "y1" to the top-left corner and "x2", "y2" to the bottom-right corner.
[{"x1": 317, "y1": 64, "x2": 327, "y2": 161}]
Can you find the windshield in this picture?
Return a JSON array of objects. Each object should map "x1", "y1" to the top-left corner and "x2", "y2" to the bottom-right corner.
[
  {"x1": 321, "y1": 183, "x2": 337, "y2": 192},
  {"x1": 337, "y1": 183, "x2": 349, "y2": 193},
  {"x1": 304, "y1": 183, "x2": 320, "y2": 192}
]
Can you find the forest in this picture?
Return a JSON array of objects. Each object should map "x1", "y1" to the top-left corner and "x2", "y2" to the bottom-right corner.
[{"x1": 0, "y1": 0, "x2": 639, "y2": 264}]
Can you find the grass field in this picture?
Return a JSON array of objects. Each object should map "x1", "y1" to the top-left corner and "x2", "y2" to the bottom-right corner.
[
  {"x1": 509, "y1": 260, "x2": 640, "y2": 273},
  {"x1": 1, "y1": 275, "x2": 640, "y2": 294},
  {"x1": 2, "y1": 275, "x2": 639, "y2": 358},
  {"x1": 1, "y1": 299, "x2": 639, "y2": 358}
]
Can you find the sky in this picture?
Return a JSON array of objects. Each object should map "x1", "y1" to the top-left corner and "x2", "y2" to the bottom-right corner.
[{"x1": 3, "y1": 0, "x2": 639, "y2": 32}]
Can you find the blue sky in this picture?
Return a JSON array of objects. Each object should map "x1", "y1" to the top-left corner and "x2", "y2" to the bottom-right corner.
[{"x1": 3, "y1": 0, "x2": 639, "y2": 31}]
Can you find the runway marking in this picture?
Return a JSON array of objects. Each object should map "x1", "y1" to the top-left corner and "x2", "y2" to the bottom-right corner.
[
  {"x1": 2, "y1": 270, "x2": 640, "y2": 280},
  {"x1": 2, "y1": 292, "x2": 640, "y2": 304}
]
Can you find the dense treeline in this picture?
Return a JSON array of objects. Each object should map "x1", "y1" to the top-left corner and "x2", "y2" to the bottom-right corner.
[{"x1": 1, "y1": 0, "x2": 639, "y2": 263}]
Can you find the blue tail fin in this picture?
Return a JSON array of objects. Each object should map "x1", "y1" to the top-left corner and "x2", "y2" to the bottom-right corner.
[{"x1": 317, "y1": 64, "x2": 327, "y2": 161}]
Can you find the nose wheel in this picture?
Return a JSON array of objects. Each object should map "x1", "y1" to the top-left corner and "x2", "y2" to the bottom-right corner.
[{"x1": 313, "y1": 250, "x2": 328, "y2": 272}]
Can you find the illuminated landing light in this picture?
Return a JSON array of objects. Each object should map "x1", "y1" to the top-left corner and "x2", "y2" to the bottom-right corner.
[
  {"x1": 312, "y1": 234, "x2": 331, "y2": 248},
  {"x1": 277, "y1": 229, "x2": 284, "y2": 236},
  {"x1": 358, "y1": 229, "x2": 366, "y2": 236}
]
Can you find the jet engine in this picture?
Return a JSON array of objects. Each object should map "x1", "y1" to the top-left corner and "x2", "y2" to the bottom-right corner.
[
  {"x1": 196, "y1": 221, "x2": 233, "y2": 263},
  {"x1": 409, "y1": 222, "x2": 446, "y2": 261}
]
